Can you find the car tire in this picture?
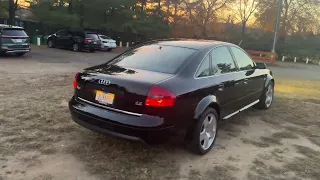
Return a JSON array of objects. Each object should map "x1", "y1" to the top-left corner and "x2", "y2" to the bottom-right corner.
[
  {"x1": 106, "y1": 48, "x2": 112, "y2": 52},
  {"x1": 89, "y1": 49, "x2": 95, "y2": 52},
  {"x1": 187, "y1": 108, "x2": 219, "y2": 155},
  {"x1": 73, "y1": 43, "x2": 80, "y2": 52},
  {"x1": 255, "y1": 81, "x2": 274, "y2": 110},
  {"x1": 16, "y1": 53, "x2": 26, "y2": 56},
  {"x1": 48, "y1": 39, "x2": 54, "y2": 48}
]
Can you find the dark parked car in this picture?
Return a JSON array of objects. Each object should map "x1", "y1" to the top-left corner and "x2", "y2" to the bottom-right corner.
[
  {"x1": 0, "y1": 24, "x2": 31, "y2": 56},
  {"x1": 69, "y1": 40, "x2": 274, "y2": 154},
  {"x1": 47, "y1": 30, "x2": 101, "y2": 52}
]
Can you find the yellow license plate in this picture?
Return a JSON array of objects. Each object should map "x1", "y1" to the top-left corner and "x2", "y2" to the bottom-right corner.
[{"x1": 95, "y1": 90, "x2": 115, "y2": 105}]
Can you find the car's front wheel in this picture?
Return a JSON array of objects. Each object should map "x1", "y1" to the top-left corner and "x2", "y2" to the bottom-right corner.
[
  {"x1": 188, "y1": 108, "x2": 218, "y2": 155},
  {"x1": 255, "y1": 81, "x2": 274, "y2": 109},
  {"x1": 48, "y1": 39, "x2": 54, "y2": 48},
  {"x1": 89, "y1": 49, "x2": 95, "y2": 52},
  {"x1": 73, "y1": 43, "x2": 80, "y2": 52}
]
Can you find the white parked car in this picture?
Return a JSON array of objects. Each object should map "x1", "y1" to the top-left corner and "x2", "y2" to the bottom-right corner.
[{"x1": 98, "y1": 35, "x2": 117, "y2": 51}]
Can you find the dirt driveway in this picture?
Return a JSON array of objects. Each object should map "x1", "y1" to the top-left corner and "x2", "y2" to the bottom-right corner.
[{"x1": 0, "y1": 47, "x2": 320, "y2": 180}]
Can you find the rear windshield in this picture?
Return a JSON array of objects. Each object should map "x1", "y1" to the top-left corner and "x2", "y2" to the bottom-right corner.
[
  {"x1": 86, "y1": 33, "x2": 99, "y2": 39},
  {"x1": 110, "y1": 44, "x2": 196, "y2": 74},
  {"x1": 2, "y1": 29, "x2": 27, "y2": 36}
]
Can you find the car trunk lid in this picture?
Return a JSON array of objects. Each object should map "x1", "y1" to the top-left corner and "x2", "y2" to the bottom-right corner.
[{"x1": 75, "y1": 65, "x2": 173, "y2": 114}]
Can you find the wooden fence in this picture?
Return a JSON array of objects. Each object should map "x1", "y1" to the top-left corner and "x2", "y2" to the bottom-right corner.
[{"x1": 246, "y1": 50, "x2": 277, "y2": 64}]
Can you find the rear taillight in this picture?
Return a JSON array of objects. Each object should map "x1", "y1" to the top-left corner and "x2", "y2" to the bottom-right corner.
[
  {"x1": 73, "y1": 72, "x2": 80, "y2": 88},
  {"x1": 84, "y1": 39, "x2": 91, "y2": 43},
  {"x1": 145, "y1": 86, "x2": 176, "y2": 107}
]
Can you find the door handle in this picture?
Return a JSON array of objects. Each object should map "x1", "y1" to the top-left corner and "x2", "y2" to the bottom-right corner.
[
  {"x1": 244, "y1": 79, "x2": 249, "y2": 85},
  {"x1": 218, "y1": 84, "x2": 224, "y2": 91}
]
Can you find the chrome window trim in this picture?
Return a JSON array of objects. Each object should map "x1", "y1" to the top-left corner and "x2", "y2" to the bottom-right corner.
[{"x1": 77, "y1": 97, "x2": 143, "y2": 117}]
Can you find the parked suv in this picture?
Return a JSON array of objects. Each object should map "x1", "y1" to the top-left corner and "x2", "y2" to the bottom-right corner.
[
  {"x1": 0, "y1": 24, "x2": 31, "y2": 56},
  {"x1": 47, "y1": 30, "x2": 101, "y2": 52},
  {"x1": 69, "y1": 40, "x2": 275, "y2": 155}
]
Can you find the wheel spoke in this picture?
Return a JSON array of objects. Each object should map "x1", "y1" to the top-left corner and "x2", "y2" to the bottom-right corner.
[
  {"x1": 203, "y1": 133, "x2": 210, "y2": 149},
  {"x1": 199, "y1": 113, "x2": 217, "y2": 150}
]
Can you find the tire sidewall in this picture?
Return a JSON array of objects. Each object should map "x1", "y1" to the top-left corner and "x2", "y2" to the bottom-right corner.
[
  {"x1": 73, "y1": 43, "x2": 79, "y2": 52},
  {"x1": 48, "y1": 39, "x2": 54, "y2": 48},
  {"x1": 191, "y1": 108, "x2": 219, "y2": 155},
  {"x1": 262, "y1": 81, "x2": 274, "y2": 109}
]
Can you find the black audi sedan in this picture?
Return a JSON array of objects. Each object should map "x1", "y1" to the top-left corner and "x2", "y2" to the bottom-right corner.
[
  {"x1": 47, "y1": 30, "x2": 101, "y2": 52},
  {"x1": 69, "y1": 40, "x2": 274, "y2": 155}
]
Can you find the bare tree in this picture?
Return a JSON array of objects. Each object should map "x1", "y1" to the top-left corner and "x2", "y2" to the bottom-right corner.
[
  {"x1": 236, "y1": 0, "x2": 260, "y2": 39},
  {"x1": 184, "y1": 0, "x2": 230, "y2": 37}
]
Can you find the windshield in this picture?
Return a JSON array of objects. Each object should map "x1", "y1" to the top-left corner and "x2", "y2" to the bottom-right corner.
[
  {"x1": 2, "y1": 29, "x2": 27, "y2": 36},
  {"x1": 99, "y1": 35, "x2": 111, "y2": 39},
  {"x1": 109, "y1": 44, "x2": 196, "y2": 74},
  {"x1": 86, "y1": 33, "x2": 99, "y2": 39}
]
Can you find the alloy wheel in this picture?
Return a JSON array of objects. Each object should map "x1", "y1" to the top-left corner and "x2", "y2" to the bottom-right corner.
[
  {"x1": 48, "y1": 41, "x2": 53, "y2": 48},
  {"x1": 73, "y1": 44, "x2": 79, "y2": 52},
  {"x1": 265, "y1": 84, "x2": 274, "y2": 107},
  {"x1": 199, "y1": 113, "x2": 217, "y2": 150}
]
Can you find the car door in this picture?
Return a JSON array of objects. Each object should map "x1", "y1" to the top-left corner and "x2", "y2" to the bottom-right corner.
[
  {"x1": 229, "y1": 46, "x2": 266, "y2": 106},
  {"x1": 56, "y1": 30, "x2": 68, "y2": 47},
  {"x1": 208, "y1": 46, "x2": 244, "y2": 118}
]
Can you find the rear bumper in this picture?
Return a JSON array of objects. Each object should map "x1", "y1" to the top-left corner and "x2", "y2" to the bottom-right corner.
[
  {"x1": 1, "y1": 48, "x2": 30, "y2": 54},
  {"x1": 69, "y1": 97, "x2": 175, "y2": 141},
  {"x1": 82, "y1": 44, "x2": 101, "y2": 50},
  {"x1": 102, "y1": 43, "x2": 117, "y2": 49}
]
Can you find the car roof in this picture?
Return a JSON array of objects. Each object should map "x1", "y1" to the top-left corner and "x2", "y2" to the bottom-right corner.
[
  {"x1": 85, "y1": 31, "x2": 97, "y2": 34},
  {"x1": 155, "y1": 39, "x2": 233, "y2": 50},
  {"x1": 0, "y1": 24, "x2": 24, "y2": 30}
]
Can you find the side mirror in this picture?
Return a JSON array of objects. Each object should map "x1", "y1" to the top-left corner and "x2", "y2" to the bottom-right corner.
[{"x1": 255, "y1": 62, "x2": 267, "y2": 69}]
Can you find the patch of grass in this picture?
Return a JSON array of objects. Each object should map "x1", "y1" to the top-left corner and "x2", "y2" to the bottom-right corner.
[
  {"x1": 241, "y1": 138, "x2": 270, "y2": 148},
  {"x1": 227, "y1": 156, "x2": 239, "y2": 162},
  {"x1": 249, "y1": 145, "x2": 320, "y2": 180},
  {"x1": 205, "y1": 166, "x2": 237, "y2": 180},
  {"x1": 66, "y1": 133, "x2": 180, "y2": 180},
  {"x1": 308, "y1": 137, "x2": 320, "y2": 147},
  {"x1": 33, "y1": 173, "x2": 54, "y2": 180},
  {"x1": 188, "y1": 169, "x2": 202, "y2": 180},
  {"x1": 272, "y1": 131, "x2": 299, "y2": 140},
  {"x1": 39, "y1": 146, "x2": 57, "y2": 155},
  {"x1": 260, "y1": 137, "x2": 282, "y2": 146},
  {"x1": 283, "y1": 145, "x2": 320, "y2": 179}
]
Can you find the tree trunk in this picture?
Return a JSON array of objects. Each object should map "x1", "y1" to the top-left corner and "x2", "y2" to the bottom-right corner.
[
  {"x1": 241, "y1": 20, "x2": 247, "y2": 39},
  {"x1": 59, "y1": 0, "x2": 64, "y2": 8},
  {"x1": 8, "y1": 0, "x2": 15, "y2": 25},
  {"x1": 68, "y1": 0, "x2": 73, "y2": 14},
  {"x1": 141, "y1": 0, "x2": 146, "y2": 11}
]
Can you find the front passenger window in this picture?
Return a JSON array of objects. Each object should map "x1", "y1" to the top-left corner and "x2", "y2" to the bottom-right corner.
[
  {"x1": 230, "y1": 47, "x2": 255, "y2": 70},
  {"x1": 196, "y1": 55, "x2": 210, "y2": 77}
]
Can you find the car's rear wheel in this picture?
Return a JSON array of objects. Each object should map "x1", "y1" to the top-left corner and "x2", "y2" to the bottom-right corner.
[
  {"x1": 73, "y1": 43, "x2": 80, "y2": 52},
  {"x1": 255, "y1": 81, "x2": 274, "y2": 109},
  {"x1": 89, "y1": 49, "x2": 95, "y2": 52},
  {"x1": 187, "y1": 108, "x2": 218, "y2": 155},
  {"x1": 16, "y1": 53, "x2": 26, "y2": 56},
  {"x1": 48, "y1": 39, "x2": 54, "y2": 48}
]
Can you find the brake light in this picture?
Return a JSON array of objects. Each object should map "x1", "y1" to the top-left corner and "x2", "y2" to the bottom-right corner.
[
  {"x1": 145, "y1": 86, "x2": 176, "y2": 107},
  {"x1": 84, "y1": 39, "x2": 91, "y2": 43},
  {"x1": 73, "y1": 72, "x2": 80, "y2": 88}
]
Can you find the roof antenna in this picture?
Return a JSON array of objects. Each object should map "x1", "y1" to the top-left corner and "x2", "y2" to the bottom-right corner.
[{"x1": 238, "y1": 40, "x2": 243, "y2": 46}]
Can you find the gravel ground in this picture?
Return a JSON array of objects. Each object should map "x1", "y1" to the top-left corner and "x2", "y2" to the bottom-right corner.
[{"x1": 0, "y1": 47, "x2": 319, "y2": 180}]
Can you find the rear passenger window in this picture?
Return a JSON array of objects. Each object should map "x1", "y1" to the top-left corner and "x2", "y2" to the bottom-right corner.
[
  {"x1": 196, "y1": 55, "x2": 210, "y2": 77},
  {"x1": 210, "y1": 47, "x2": 237, "y2": 74}
]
